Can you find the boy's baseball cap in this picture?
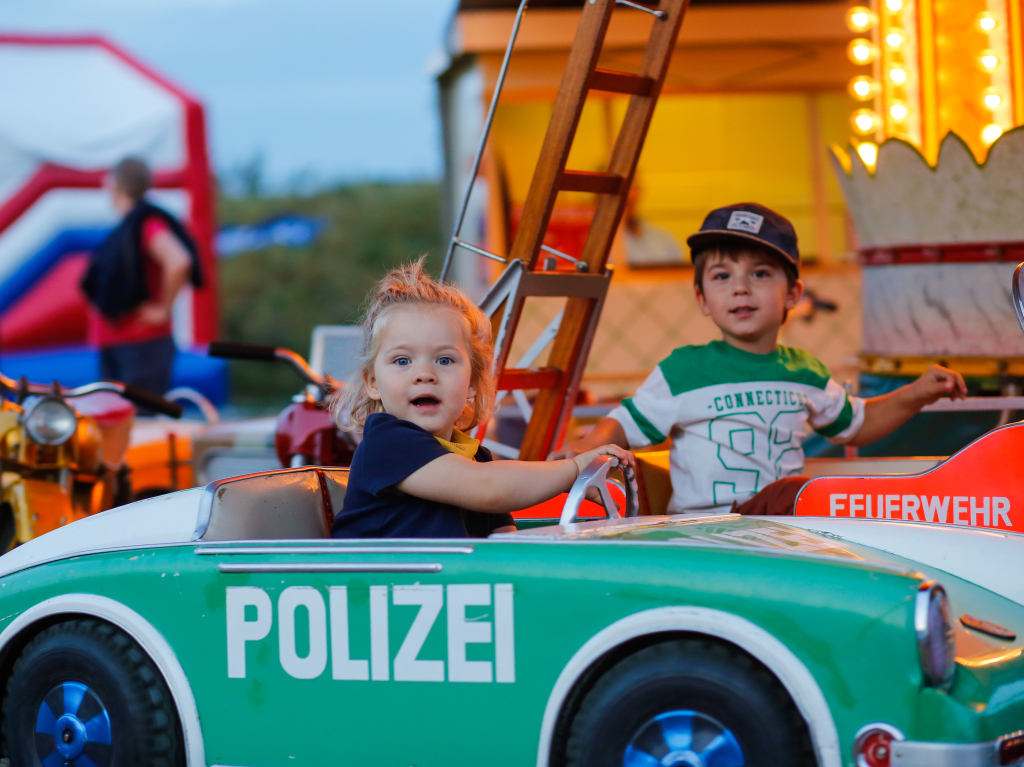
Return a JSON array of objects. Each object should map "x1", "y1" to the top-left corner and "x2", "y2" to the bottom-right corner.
[{"x1": 686, "y1": 202, "x2": 800, "y2": 275}]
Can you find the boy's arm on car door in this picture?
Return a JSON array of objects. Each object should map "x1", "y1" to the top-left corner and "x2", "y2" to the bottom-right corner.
[{"x1": 848, "y1": 365, "x2": 967, "y2": 447}]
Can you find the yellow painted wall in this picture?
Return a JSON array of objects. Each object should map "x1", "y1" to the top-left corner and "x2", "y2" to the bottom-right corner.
[{"x1": 489, "y1": 89, "x2": 860, "y2": 262}]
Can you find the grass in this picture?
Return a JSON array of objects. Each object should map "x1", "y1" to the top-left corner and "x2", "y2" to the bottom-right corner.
[{"x1": 217, "y1": 181, "x2": 445, "y2": 410}]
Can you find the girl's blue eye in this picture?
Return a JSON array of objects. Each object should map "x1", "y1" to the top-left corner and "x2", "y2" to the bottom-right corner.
[
  {"x1": 395, "y1": 357, "x2": 411, "y2": 366},
  {"x1": 437, "y1": 356, "x2": 454, "y2": 366}
]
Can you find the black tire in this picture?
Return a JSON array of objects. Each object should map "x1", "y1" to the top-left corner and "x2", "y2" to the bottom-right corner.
[
  {"x1": 566, "y1": 639, "x2": 815, "y2": 767},
  {"x1": 2, "y1": 619, "x2": 184, "y2": 767}
]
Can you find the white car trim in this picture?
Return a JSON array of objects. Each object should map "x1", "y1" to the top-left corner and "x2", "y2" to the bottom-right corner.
[
  {"x1": 535, "y1": 606, "x2": 841, "y2": 767},
  {"x1": 0, "y1": 594, "x2": 205, "y2": 767},
  {"x1": 777, "y1": 517, "x2": 1024, "y2": 607},
  {"x1": 0, "y1": 488, "x2": 204, "y2": 579}
]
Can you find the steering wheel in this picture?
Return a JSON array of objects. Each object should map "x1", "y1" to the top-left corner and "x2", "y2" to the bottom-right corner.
[{"x1": 559, "y1": 455, "x2": 640, "y2": 525}]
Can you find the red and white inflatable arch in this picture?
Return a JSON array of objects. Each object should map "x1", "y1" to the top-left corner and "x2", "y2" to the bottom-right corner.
[{"x1": 0, "y1": 34, "x2": 217, "y2": 352}]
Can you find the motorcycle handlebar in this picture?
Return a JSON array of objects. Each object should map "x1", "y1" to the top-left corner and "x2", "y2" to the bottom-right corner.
[
  {"x1": 208, "y1": 340, "x2": 336, "y2": 392},
  {"x1": 119, "y1": 384, "x2": 185, "y2": 418},
  {"x1": 0, "y1": 376, "x2": 184, "y2": 418},
  {"x1": 208, "y1": 341, "x2": 277, "y2": 362}
]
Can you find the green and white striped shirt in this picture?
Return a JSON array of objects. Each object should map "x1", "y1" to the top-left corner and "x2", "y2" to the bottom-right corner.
[{"x1": 609, "y1": 341, "x2": 865, "y2": 514}]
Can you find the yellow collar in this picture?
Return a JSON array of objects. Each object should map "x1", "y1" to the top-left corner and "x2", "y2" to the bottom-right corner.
[{"x1": 435, "y1": 429, "x2": 480, "y2": 459}]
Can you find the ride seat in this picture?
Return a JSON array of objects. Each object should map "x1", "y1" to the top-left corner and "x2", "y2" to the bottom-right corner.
[
  {"x1": 634, "y1": 451, "x2": 671, "y2": 516},
  {"x1": 193, "y1": 467, "x2": 349, "y2": 541}
]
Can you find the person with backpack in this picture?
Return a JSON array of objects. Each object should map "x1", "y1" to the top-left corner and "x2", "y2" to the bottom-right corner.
[{"x1": 82, "y1": 157, "x2": 202, "y2": 403}]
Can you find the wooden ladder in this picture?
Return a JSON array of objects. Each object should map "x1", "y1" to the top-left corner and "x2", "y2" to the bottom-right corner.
[{"x1": 448, "y1": 0, "x2": 689, "y2": 461}]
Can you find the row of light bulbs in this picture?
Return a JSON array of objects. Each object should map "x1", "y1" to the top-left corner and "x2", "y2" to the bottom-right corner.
[
  {"x1": 844, "y1": 2, "x2": 1007, "y2": 159},
  {"x1": 848, "y1": 40, "x2": 1001, "y2": 75}
]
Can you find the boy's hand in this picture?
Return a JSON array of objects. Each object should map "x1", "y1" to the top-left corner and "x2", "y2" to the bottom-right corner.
[
  {"x1": 570, "y1": 444, "x2": 634, "y2": 478},
  {"x1": 907, "y1": 365, "x2": 967, "y2": 406}
]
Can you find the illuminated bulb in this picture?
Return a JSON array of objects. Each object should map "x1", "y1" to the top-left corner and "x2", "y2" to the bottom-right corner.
[
  {"x1": 886, "y1": 0, "x2": 902, "y2": 10},
  {"x1": 846, "y1": 6, "x2": 877, "y2": 32},
  {"x1": 852, "y1": 109, "x2": 881, "y2": 134},
  {"x1": 980, "y1": 51, "x2": 999, "y2": 70},
  {"x1": 886, "y1": 32, "x2": 903, "y2": 47},
  {"x1": 890, "y1": 103, "x2": 908, "y2": 120},
  {"x1": 890, "y1": 67, "x2": 907, "y2": 84},
  {"x1": 857, "y1": 142, "x2": 879, "y2": 168},
  {"x1": 848, "y1": 39, "x2": 880, "y2": 65},
  {"x1": 982, "y1": 123, "x2": 1003, "y2": 145},
  {"x1": 977, "y1": 12, "x2": 997, "y2": 31},
  {"x1": 849, "y1": 75, "x2": 880, "y2": 101},
  {"x1": 983, "y1": 88, "x2": 1002, "y2": 109}
]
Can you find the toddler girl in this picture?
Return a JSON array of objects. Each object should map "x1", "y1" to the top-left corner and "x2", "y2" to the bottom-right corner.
[{"x1": 330, "y1": 258, "x2": 632, "y2": 539}]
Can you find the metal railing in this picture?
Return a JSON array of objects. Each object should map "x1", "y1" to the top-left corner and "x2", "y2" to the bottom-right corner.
[
  {"x1": 440, "y1": 0, "x2": 664, "y2": 281},
  {"x1": 440, "y1": 0, "x2": 530, "y2": 282}
]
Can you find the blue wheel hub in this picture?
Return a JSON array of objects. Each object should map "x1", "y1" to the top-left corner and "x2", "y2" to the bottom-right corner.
[
  {"x1": 34, "y1": 681, "x2": 112, "y2": 767},
  {"x1": 623, "y1": 710, "x2": 745, "y2": 767}
]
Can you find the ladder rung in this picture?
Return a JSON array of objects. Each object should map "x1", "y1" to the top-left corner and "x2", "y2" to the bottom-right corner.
[
  {"x1": 589, "y1": 69, "x2": 655, "y2": 96},
  {"x1": 559, "y1": 171, "x2": 623, "y2": 194},
  {"x1": 453, "y1": 238, "x2": 508, "y2": 264},
  {"x1": 615, "y1": 0, "x2": 668, "y2": 19},
  {"x1": 497, "y1": 368, "x2": 562, "y2": 391},
  {"x1": 519, "y1": 271, "x2": 611, "y2": 298}
]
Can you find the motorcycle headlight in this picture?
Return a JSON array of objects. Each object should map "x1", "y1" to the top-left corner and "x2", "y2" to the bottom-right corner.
[
  {"x1": 23, "y1": 397, "x2": 77, "y2": 446},
  {"x1": 915, "y1": 581, "x2": 956, "y2": 689}
]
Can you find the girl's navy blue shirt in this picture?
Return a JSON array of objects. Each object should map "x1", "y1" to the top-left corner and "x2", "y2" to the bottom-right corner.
[{"x1": 332, "y1": 412, "x2": 513, "y2": 539}]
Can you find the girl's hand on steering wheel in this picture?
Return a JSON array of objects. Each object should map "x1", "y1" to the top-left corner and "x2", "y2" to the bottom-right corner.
[{"x1": 570, "y1": 444, "x2": 634, "y2": 479}]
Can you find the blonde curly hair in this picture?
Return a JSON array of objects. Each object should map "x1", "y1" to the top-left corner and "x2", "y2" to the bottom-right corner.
[{"x1": 331, "y1": 257, "x2": 495, "y2": 432}]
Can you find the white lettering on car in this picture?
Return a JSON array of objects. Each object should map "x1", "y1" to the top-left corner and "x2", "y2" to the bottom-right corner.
[
  {"x1": 226, "y1": 587, "x2": 272, "y2": 679},
  {"x1": 901, "y1": 495, "x2": 920, "y2": 521},
  {"x1": 921, "y1": 496, "x2": 949, "y2": 524},
  {"x1": 994, "y1": 497, "x2": 1012, "y2": 526},
  {"x1": 328, "y1": 586, "x2": 368, "y2": 680},
  {"x1": 970, "y1": 497, "x2": 990, "y2": 527},
  {"x1": 447, "y1": 584, "x2": 493, "y2": 683},
  {"x1": 829, "y1": 494, "x2": 846, "y2": 516},
  {"x1": 825, "y1": 494, "x2": 1012, "y2": 528},
  {"x1": 885, "y1": 495, "x2": 900, "y2": 519},
  {"x1": 370, "y1": 585, "x2": 389, "y2": 682},
  {"x1": 495, "y1": 583, "x2": 516, "y2": 683},
  {"x1": 953, "y1": 496, "x2": 969, "y2": 525},
  {"x1": 225, "y1": 583, "x2": 515, "y2": 682},
  {"x1": 393, "y1": 585, "x2": 445, "y2": 682},
  {"x1": 278, "y1": 587, "x2": 328, "y2": 680}
]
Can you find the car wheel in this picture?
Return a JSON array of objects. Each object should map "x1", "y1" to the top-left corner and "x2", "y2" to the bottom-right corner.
[
  {"x1": 566, "y1": 639, "x2": 815, "y2": 767},
  {"x1": 2, "y1": 619, "x2": 184, "y2": 767}
]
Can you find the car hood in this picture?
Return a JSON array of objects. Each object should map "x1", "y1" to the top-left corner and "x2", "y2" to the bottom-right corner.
[
  {"x1": 0, "y1": 488, "x2": 204, "y2": 578},
  {"x1": 504, "y1": 513, "x2": 1024, "y2": 607}
]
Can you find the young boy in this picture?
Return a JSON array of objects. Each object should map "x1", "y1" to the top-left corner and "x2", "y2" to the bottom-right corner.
[{"x1": 551, "y1": 202, "x2": 967, "y2": 515}]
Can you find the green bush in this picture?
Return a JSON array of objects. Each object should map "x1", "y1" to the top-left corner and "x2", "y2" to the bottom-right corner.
[{"x1": 217, "y1": 182, "x2": 444, "y2": 409}]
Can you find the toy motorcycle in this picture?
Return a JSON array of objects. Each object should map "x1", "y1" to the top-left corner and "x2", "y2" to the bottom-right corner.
[
  {"x1": 0, "y1": 373, "x2": 183, "y2": 550},
  {"x1": 208, "y1": 342, "x2": 356, "y2": 468}
]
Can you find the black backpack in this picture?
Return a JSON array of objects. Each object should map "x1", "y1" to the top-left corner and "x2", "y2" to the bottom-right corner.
[{"x1": 81, "y1": 201, "x2": 203, "y2": 320}]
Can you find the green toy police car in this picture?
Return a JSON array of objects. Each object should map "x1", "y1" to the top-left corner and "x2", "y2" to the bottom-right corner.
[{"x1": 0, "y1": 458, "x2": 1020, "y2": 767}]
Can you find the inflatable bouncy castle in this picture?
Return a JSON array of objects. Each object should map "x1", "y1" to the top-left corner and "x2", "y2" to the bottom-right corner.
[{"x1": 0, "y1": 34, "x2": 224, "y2": 401}]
